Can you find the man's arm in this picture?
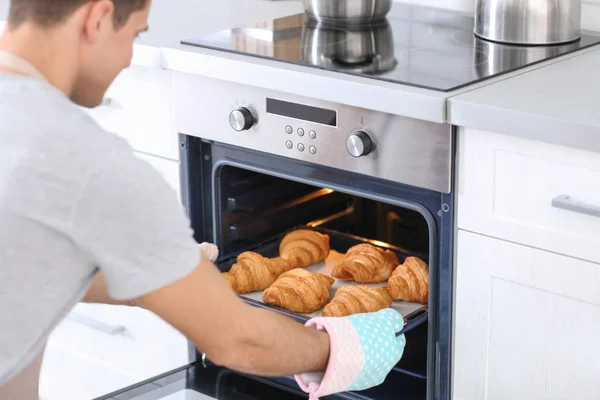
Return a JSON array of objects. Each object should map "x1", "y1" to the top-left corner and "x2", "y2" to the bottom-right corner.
[
  {"x1": 140, "y1": 256, "x2": 331, "y2": 377},
  {"x1": 82, "y1": 242, "x2": 220, "y2": 307}
]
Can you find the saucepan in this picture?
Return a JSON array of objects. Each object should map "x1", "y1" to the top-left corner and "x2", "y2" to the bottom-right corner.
[
  {"x1": 303, "y1": 0, "x2": 393, "y2": 25},
  {"x1": 474, "y1": 0, "x2": 581, "y2": 45}
]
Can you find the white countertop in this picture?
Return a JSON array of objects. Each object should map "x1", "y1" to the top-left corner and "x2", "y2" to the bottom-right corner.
[
  {"x1": 448, "y1": 48, "x2": 600, "y2": 153},
  {"x1": 0, "y1": 0, "x2": 598, "y2": 150}
]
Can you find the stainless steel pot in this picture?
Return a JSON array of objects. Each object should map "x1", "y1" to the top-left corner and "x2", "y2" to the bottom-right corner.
[
  {"x1": 300, "y1": 19, "x2": 397, "y2": 75},
  {"x1": 474, "y1": 0, "x2": 581, "y2": 45},
  {"x1": 303, "y1": 0, "x2": 393, "y2": 25}
]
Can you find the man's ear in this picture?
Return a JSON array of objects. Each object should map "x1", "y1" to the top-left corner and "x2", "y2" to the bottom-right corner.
[{"x1": 80, "y1": 0, "x2": 115, "y2": 42}]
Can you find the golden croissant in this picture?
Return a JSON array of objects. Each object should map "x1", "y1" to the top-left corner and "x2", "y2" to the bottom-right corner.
[
  {"x1": 222, "y1": 252, "x2": 292, "y2": 294},
  {"x1": 322, "y1": 285, "x2": 393, "y2": 317},
  {"x1": 387, "y1": 257, "x2": 429, "y2": 304},
  {"x1": 262, "y1": 269, "x2": 335, "y2": 313},
  {"x1": 331, "y1": 243, "x2": 400, "y2": 284},
  {"x1": 279, "y1": 229, "x2": 330, "y2": 269}
]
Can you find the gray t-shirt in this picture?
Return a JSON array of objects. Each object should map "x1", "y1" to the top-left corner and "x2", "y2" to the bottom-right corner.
[{"x1": 0, "y1": 75, "x2": 200, "y2": 386}]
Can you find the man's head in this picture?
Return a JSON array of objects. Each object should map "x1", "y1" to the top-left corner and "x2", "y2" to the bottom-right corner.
[{"x1": 5, "y1": 0, "x2": 151, "y2": 107}]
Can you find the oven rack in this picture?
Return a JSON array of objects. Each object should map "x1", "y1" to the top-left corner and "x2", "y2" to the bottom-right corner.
[{"x1": 216, "y1": 226, "x2": 429, "y2": 336}]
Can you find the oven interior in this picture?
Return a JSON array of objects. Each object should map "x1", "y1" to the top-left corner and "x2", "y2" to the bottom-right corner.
[{"x1": 211, "y1": 164, "x2": 432, "y2": 383}]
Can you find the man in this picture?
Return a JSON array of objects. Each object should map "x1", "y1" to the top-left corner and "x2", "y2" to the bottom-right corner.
[{"x1": 0, "y1": 1, "x2": 405, "y2": 399}]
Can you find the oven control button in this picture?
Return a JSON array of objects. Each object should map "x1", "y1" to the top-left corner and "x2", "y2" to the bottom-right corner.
[
  {"x1": 297, "y1": 128, "x2": 305, "y2": 137},
  {"x1": 285, "y1": 125, "x2": 293, "y2": 134},
  {"x1": 285, "y1": 140, "x2": 293, "y2": 149},
  {"x1": 297, "y1": 143, "x2": 305, "y2": 152},
  {"x1": 309, "y1": 130, "x2": 317, "y2": 139},
  {"x1": 346, "y1": 131, "x2": 373, "y2": 157},
  {"x1": 309, "y1": 146, "x2": 317, "y2": 154},
  {"x1": 229, "y1": 107, "x2": 254, "y2": 131}
]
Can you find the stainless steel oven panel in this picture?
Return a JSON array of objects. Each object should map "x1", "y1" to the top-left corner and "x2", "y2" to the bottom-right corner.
[{"x1": 174, "y1": 73, "x2": 452, "y2": 193}]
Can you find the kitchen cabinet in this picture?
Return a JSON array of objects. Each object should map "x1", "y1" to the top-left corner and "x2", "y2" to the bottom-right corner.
[
  {"x1": 457, "y1": 128, "x2": 600, "y2": 264},
  {"x1": 133, "y1": 151, "x2": 182, "y2": 197},
  {"x1": 40, "y1": 304, "x2": 189, "y2": 400},
  {"x1": 453, "y1": 230, "x2": 600, "y2": 400},
  {"x1": 454, "y1": 128, "x2": 600, "y2": 400},
  {"x1": 83, "y1": 64, "x2": 179, "y2": 161}
]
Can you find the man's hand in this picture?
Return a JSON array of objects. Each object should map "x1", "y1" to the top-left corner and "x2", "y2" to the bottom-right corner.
[{"x1": 140, "y1": 255, "x2": 330, "y2": 376}]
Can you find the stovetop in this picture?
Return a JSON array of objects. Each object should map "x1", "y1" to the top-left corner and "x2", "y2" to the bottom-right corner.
[{"x1": 182, "y1": 3, "x2": 600, "y2": 92}]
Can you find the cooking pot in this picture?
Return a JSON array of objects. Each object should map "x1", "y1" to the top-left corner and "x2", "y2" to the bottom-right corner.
[
  {"x1": 303, "y1": 0, "x2": 393, "y2": 25},
  {"x1": 474, "y1": 0, "x2": 581, "y2": 45},
  {"x1": 300, "y1": 19, "x2": 397, "y2": 75}
]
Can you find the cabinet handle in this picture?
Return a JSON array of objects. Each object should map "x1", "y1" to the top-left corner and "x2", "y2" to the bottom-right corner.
[
  {"x1": 100, "y1": 97, "x2": 123, "y2": 109},
  {"x1": 551, "y1": 195, "x2": 600, "y2": 218},
  {"x1": 67, "y1": 312, "x2": 126, "y2": 336}
]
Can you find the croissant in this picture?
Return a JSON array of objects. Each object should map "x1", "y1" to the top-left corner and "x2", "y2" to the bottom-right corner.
[
  {"x1": 279, "y1": 230, "x2": 330, "y2": 269},
  {"x1": 222, "y1": 252, "x2": 292, "y2": 294},
  {"x1": 322, "y1": 285, "x2": 393, "y2": 317},
  {"x1": 387, "y1": 257, "x2": 429, "y2": 304},
  {"x1": 262, "y1": 269, "x2": 335, "y2": 313},
  {"x1": 331, "y1": 244, "x2": 400, "y2": 284}
]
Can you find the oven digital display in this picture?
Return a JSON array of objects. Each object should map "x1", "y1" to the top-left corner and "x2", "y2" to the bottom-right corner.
[{"x1": 266, "y1": 98, "x2": 337, "y2": 127}]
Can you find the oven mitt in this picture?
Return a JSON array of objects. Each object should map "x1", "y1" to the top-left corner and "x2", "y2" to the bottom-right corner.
[
  {"x1": 295, "y1": 309, "x2": 406, "y2": 400},
  {"x1": 199, "y1": 242, "x2": 219, "y2": 262}
]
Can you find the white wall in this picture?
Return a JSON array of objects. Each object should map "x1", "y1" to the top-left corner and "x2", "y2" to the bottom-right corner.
[{"x1": 582, "y1": 0, "x2": 600, "y2": 31}]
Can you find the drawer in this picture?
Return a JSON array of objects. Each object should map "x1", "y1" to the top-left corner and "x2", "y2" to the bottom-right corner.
[
  {"x1": 46, "y1": 304, "x2": 188, "y2": 385},
  {"x1": 40, "y1": 344, "x2": 138, "y2": 400},
  {"x1": 457, "y1": 128, "x2": 600, "y2": 264},
  {"x1": 83, "y1": 65, "x2": 179, "y2": 161}
]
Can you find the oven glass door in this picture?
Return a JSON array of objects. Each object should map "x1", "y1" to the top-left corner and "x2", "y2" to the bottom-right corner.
[{"x1": 94, "y1": 363, "x2": 308, "y2": 400}]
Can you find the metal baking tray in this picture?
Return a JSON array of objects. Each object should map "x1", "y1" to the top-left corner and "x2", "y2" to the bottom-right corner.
[{"x1": 217, "y1": 227, "x2": 429, "y2": 335}]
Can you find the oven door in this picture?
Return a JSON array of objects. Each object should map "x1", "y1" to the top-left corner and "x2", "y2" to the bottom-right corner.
[
  {"x1": 92, "y1": 362, "x2": 309, "y2": 400},
  {"x1": 93, "y1": 362, "x2": 428, "y2": 400}
]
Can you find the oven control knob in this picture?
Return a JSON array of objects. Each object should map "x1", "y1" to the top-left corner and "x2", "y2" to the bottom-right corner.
[
  {"x1": 229, "y1": 107, "x2": 254, "y2": 131},
  {"x1": 346, "y1": 131, "x2": 373, "y2": 157}
]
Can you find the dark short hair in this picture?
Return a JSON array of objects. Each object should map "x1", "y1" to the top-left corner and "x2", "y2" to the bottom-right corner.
[{"x1": 9, "y1": 0, "x2": 148, "y2": 28}]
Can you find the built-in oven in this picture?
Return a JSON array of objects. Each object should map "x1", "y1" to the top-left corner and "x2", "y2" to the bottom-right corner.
[{"x1": 95, "y1": 72, "x2": 455, "y2": 400}]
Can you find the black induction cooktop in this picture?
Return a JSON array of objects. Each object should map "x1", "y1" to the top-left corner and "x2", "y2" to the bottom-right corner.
[{"x1": 182, "y1": 3, "x2": 600, "y2": 92}]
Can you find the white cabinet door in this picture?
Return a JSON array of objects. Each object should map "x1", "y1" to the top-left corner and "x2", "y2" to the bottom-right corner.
[
  {"x1": 83, "y1": 65, "x2": 178, "y2": 161},
  {"x1": 457, "y1": 128, "x2": 600, "y2": 264},
  {"x1": 41, "y1": 302, "x2": 189, "y2": 399},
  {"x1": 133, "y1": 151, "x2": 181, "y2": 197},
  {"x1": 453, "y1": 230, "x2": 600, "y2": 400}
]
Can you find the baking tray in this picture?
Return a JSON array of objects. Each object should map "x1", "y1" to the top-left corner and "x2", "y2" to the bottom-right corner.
[{"x1": 217, "y1": 227, "x2": 429, "y2": 335}]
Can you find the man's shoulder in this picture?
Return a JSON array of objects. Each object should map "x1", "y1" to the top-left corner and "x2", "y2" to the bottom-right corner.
[{"x1": 0, "y1": 75, "x2": 132, "y2": 156}]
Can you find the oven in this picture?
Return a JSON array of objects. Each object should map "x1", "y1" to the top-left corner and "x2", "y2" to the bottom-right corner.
[{"x1": 96, "y1": 72, "x2": 455, "y2": 400}]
